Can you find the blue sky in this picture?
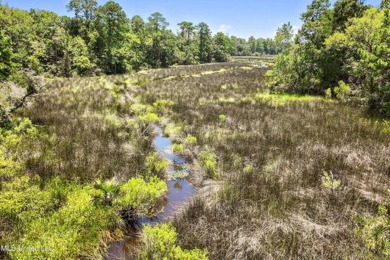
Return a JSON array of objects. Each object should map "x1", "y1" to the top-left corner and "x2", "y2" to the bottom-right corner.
[{"x1": 4, "y1": 0, "x2": 382, "y2": 39}]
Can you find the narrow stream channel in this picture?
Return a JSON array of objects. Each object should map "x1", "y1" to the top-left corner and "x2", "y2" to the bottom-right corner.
[{"x1": 105, "y1": 126, "x2": 195, "y2": 259}]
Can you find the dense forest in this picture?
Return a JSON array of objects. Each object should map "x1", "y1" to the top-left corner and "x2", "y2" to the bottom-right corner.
[
  {"x1": 0, "y1": 0, "x2": 282, "y2": 79},
  {"x1": 272, "y1": 0, "x2": 390, "y2": 115},
  {"x1": 1, "y1": 0, "x2": 390, "y2": 259}
]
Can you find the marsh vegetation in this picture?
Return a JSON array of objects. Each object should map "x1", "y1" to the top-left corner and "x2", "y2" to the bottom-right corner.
[
  {"x1": 2, "y1": 56, "x2": 390, "y2": 260},
  {"x1": 137, "y1": 62, "x2": 390, "y2": 259},
  {"x1": 1, "y1": 0, "x2": 390, "y2": 259}
]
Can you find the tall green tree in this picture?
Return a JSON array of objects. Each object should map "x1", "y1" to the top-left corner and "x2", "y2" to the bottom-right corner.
[
  {"x1": 146, "y1": 12, "x2": 170, "y2": 67},
  {"x1": 66, "y1": 0, "x2": 98, "y2": 44},
  {"x1": 29, "y1": 9, "x2": 62, "y2": 73},
  {"x1": 129, "y1": 15, "x2": 146, "y2": 70},
  {"x1": 213, "y1": 32, "x2": 232, "y2": 62},
  {"x1": 326, "y1": 8, "x2": 390, "y2": 114},
  {"x1": 0, "y1": 29, "x2": 13, "y2": 80},
  {"x1": 332, "y1": 0, "x2": 367, "y2": 32},
  {"x1": 0, "y1": 5, "x2": 35, "y2": 70},
  {"x1": 248, "y1": 36, "x2": 258, "y2": 54},
  {"x1": 131, "y1": 15, "x2": 145, "y2": 35},
  {"x1": 299, "y1": 0, "x2": 333, "y2": 48},
  {"x1": 381, "y1": 0, "x2": 390, "y2": 9},
  {"x1": 275, "y1": 22, "x2": 294, "y2": 50},
  {"x1": 197, "y1": 22, "x2": 213, "y2": 63},
  {"x1": 177, "y1": 21, "x2": 197, "y2": 64},
  {"x1": 95, "y1": 1, "x2": 129, "y2": 73},
  {"x1": 178, "y1": 21, "x2": 195, "y2": 44}
]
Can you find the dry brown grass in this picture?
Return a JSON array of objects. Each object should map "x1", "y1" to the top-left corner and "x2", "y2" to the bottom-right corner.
[{"x1": 17, "y1": 75, "x2": 157, "y2": 183}]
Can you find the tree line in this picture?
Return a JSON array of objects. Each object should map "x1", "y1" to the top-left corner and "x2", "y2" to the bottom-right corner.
[
  {"x1": 272, "y1": 0, "x2": 389, "y2": 115},
  {"x1": 0, "y1": 0, "x2": 285, "y2": 81}
]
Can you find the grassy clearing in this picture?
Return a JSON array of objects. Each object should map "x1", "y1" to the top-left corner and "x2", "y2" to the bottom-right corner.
[{"x1": 138, "y1": 62, "x2": 390, "y2": 259}]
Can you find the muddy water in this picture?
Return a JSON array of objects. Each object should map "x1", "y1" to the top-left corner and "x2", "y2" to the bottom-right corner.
[{"x1": 105, "y1": 127, "x2": 195, "y2": 259}]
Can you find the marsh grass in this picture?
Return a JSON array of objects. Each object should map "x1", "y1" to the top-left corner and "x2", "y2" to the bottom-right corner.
[
  {"x1": 0, "y1": 73, "x2": 176, "y2": 259},
  {"x1": 137, "y1": 62, "x2": 390, "y2": 259},
  {"x1": 20, "y1": 76, "x2": 156, "y2": 182},
  {"x1": 3, "y1": 61, "x2": 390, "y2": 259}
]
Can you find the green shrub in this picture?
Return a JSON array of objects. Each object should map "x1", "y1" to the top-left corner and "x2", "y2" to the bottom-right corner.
[
  {"x1": 381, "y1": 120, "x2": 390, "y2": 135},
  {"x1": 218, "y1": 114, "x2": 226, "y2": 121},
  {"x1": 164, "y1": 123, "x2": 181, "y2": 137},
  {"x1": 199, "y1": 148, "x2": 219, "y2": 179},
  {"x1": 117, "y1": 176, "x2": 167, "y2": 212},
  {"x1": 145, "y1": 152, "x2": 169, "y2": 177},
  {"x1": 153, "y1": 99, "x2": 175, "y2": 115},
  {"x1": 173, "y1": 143, "x2": 185, "y2": 153},
  {"x1": 92, "y1": 180, "x2": 119, "y2": 206},
  {"x1": 185, "y1": 135, "x2": 197, "y2": 145},
  {"x1": 139, "y1": 223, "x2": 208, "y2": 260},
  {"x1": 8, "y1": 184, "x2": 117, "y2": 260},
  {"x1": 325, "y1": 88, "x2": 332, "y2": 99},
  {"x1": 355, "y1": 190, "x2": 390, "y2": 257},
  {"x1": 131, "y1": 103, "x2": 153, "y2": 116},
  {"x1": 321, "y1": 171, "x2": 341, "y2": 190},
  {"x1": 139, "y1": 112, "x2": 160, "y2": 124},
  {"x1": 333, "y1": 81, "x2": 351, "y2": 100}
]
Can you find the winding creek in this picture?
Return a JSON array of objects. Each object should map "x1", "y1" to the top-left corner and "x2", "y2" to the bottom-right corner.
[{"x1": 106, "y1": 126, "x2": 195, "y2": 259}]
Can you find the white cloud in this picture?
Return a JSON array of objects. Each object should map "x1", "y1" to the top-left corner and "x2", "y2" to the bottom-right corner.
[{"x1": 218, "y1": 24, "x2": 232, "y2": 33}]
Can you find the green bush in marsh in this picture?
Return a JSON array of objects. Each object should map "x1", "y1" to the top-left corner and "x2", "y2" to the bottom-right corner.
[
  {"x1": 185, "y1": 135, "x2": 197, "y2": 145},
  {"x1": 144, "y1": 152, "x2": 169, "y2": 178},
  {"x1": 199, "y1": 148, "x2": 219, "y2": 179},
  {"x1": 173, "y1": 143, "x2": 185, "y2": 153},
  {"x1": 355, "y1": 190, "x2": 390, "y2": 257},
  {"x1": 117, "y1": 176, "x2": 167, "y2": 213},
  {"x1": 140, "y1": 223, "x2": 208, "y2": 260}
]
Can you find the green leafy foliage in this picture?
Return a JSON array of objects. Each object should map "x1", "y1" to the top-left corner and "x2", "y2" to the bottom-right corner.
[
  {"x1": 273, "y1": 2, "x2": 389, "y2": 115},
  {"x1": 172, "y1": 143, "x2": 185, "y2": 153},
  {"x1": 355, "y1": 190, "x2": 390, "y2": 257},
  {"x1": 163, "y1": 123, "x2": 181, "y2": 137},
  {"x1": 153, "y1": 99, "x2": 174, "y2": 115},
  {"x1": 185, "y1": 135, "x2": 197, "y2": 144},
  {"x1": 0, "y1": 0, "x2": 282, "y2": 84},
  {"x1": 327, "y1": 8, "x2": 390, "y2": 114},
  {"x1": 218, "y1": 114, "x2": 226, "y2": 121},
  {"x1": 144, "y1": 152, "x2": 169, "y2": 177},
  {"x1": 274, "y1": 22, "x2": 293, "y2": 50},
  {"x1": 0, "y1": 29, "x2": 14, "y2": 80},
  {"x1": 333, "y1": 81, "x2": 351, "y2": 100},
  {"x1": 139, "y1": 112, "x2": 160, "y2": 124},
  {"x1": 140, "y1": 223, "x2": 208, "y2": 259},
  {"x1": 199, "y1": 148, "x2": 219, "y2": 179},
  {"x1": 321, "y1": 171, "x2": 342, "y2": 190},
  {"x1": 9, "y1": 184, "x2": 116, "y2": 260},
  {"x1": 117, "y1": 176, "x2": 167, "y2": 213}
]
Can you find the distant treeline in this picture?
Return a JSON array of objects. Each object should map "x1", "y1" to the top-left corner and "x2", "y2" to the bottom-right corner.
[
  {"x1": 0, "y1": 0, "x2": 285, "y2": 79},
  {"x1": 272, "y1": 0, "x2": 390, "y2": 115}
]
